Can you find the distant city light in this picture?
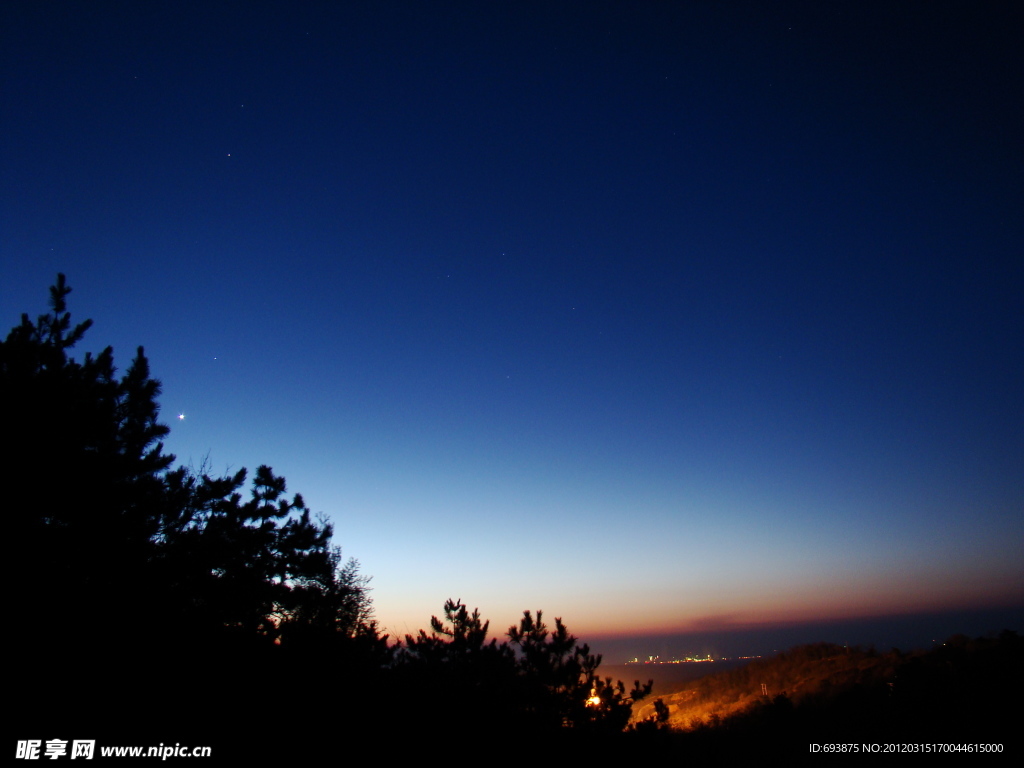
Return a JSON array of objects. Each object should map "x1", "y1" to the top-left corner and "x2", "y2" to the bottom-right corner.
[{"x1": 624, "y1": 652, "x2": 751, "y2": 664}]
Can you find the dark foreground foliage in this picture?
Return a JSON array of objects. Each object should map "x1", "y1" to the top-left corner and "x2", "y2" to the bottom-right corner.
[
  {"x1": 5, "y1": 276, "x2": 388, "y2": 748},
  {"x1": 396, "y1": 598, "x2": 659, "y2": 739},
  {"x1": 5, "y1": 276, "x2": 661, "y2": 757}
]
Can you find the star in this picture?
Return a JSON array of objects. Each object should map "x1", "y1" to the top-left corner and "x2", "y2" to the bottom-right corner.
[{"x1": 178, "y1": 413, "x2": 185, "y2": 420}]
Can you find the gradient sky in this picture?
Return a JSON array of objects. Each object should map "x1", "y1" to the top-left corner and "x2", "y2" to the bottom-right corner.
[{"x1": 3, "y1": 1, "x2": 1021, "y2": 649}]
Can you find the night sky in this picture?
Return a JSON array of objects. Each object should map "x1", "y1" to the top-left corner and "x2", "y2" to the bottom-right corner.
[{"x1": 3, "y1": 1, "x2": 1021, "y2": 654}]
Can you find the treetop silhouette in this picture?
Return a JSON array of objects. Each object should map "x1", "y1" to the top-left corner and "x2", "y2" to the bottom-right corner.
[
  {"x1": 399, "y1": 598, "x2": 656, "y2": 733},
  {"x1": 2, "y1": 274, "x2": 375, "y2": 659}
]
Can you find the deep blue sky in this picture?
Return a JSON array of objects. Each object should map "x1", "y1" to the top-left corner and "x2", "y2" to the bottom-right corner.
[{"x1": 3, "y1": 1, "x2": 1021, "y2": 649}]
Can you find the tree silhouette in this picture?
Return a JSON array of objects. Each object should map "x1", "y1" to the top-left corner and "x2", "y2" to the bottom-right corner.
[
  {"x1": 155, "y1": 462, "x2": 369, "y2": 644},
  {"x1": 4, "y1": 275, "x2": 175, "y2": 650},
  {"x1": 398, "y1": 600, "x2": 653, "y2": 736},
  {"x1": 508, "y1": 609, "x2": 654, "y2": 732},
  {"x1": 3, "y1": 276, "x2": 381, "y2": 736}
]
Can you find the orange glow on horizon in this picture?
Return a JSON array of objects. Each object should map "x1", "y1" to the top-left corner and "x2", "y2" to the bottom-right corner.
[{"x1": 565, "y1": 591, "x2": 1024, "y2": 642}]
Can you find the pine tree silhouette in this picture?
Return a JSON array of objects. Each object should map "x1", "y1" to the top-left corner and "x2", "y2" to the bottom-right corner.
[{"x1": 3, "y1": 276, "x2": 383, "y2": 741}]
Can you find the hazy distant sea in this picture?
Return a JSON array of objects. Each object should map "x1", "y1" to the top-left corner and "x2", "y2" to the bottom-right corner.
[
  {"x1": 602, "y1": 659, "x2": 752, "y2": 696},
  {"x1": 589, "y1": 604, "x2": 1024, "y2": 684}
]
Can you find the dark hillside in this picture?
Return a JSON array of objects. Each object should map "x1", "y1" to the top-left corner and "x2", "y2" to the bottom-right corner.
[{"x1": 631, "y1": 631, "x2": 1022, "y2": 755}]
